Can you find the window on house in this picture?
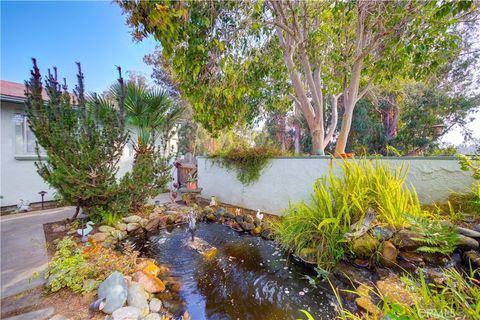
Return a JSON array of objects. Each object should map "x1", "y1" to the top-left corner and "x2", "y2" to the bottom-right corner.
[{"x1": 13, "y1": 113, "x2": 45, "y2": 156}]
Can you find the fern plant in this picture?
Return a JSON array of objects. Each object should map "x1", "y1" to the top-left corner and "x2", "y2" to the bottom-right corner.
[{"x1": 405, "y1": 215, "x2": 459, "y2": 254}]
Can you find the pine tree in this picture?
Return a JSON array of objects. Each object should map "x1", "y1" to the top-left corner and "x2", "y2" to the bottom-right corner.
[{"x1": 25, "y1": 59, "x2": 129, "y2": 219}]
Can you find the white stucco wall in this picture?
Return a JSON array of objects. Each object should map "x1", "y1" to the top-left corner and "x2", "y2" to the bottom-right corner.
[
  {"x1": 198, "y1": 157, "x2": 475, "y2": 215},
  {"x1": 1, "y1": 101, "x2": 178, "y2": 208}
]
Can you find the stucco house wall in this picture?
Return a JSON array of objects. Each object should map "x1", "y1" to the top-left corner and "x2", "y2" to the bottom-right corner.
[{"x1": 197, "y1": 156, "x2": 475, "y2": 215}]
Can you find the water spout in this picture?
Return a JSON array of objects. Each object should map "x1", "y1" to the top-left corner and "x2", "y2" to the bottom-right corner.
[{"x1": 188, "y1": 211, "x2": 197, "y2": 242}]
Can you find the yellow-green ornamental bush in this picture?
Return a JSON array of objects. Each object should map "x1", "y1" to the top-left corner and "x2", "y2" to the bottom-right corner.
[{"x1": 275, "y1": 157, "x2": 425, "y2": 270}]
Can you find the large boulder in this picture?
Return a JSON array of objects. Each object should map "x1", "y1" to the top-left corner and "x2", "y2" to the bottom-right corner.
[
  {"x1": 127, "y1": 282, "x2": 149, "y2": 316},
  {"x1": 111, "y1": 306, "x2": 141, "y2": 320},
  {"x1": 352, "y1": 234, "x2": 379, "y2": 258},
  {"x1": 97, "y1": 272, "x2": 128, "y2": 314},
  {"x1": 132, "y1": 271, "x2": 165, "y2": 293}
]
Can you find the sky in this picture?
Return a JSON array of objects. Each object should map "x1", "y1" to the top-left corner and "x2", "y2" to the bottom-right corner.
[{"x1": 1, "y1": 0, "x2": 156, "y2": 94}]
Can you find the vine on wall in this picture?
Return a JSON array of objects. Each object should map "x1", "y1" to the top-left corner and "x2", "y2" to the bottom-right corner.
[{"x1": 211, "y1": 146, "x2": 285, "y2": 185}]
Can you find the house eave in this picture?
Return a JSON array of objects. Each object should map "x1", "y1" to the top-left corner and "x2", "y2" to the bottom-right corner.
[{"x1": 0, "y1": 95, "x2": 25, "y2": 105}]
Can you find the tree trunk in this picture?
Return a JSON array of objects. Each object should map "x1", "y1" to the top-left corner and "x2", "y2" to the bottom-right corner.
[{"x1": 311, "y1": 127, "x2": 324, "y2": 155}]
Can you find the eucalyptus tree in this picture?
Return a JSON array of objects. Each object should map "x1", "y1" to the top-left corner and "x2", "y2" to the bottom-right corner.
[{"x1": 118, "y1": 0, "x2": 476, "y2": 155}]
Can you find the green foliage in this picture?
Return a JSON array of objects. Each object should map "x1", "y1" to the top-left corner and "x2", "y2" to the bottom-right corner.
[
  {"x1": 45, "y1": 237, "x2": 93, "y2": 293},
  {"x1": 338, "y1": 268, "x2": 480, "y2": 320},
  {"x1": 211, "y1": 146, "x2": 285, "y2": 185},
  {"x1": 45, "y1": 236, "x2": 138, "y2": 293},
  {"x1": 25, "y1": 60, "x2": 129, "y2": 218},
  {"x1": 405, "y1": 215, "x2": 459, "y2": 255},
  {"x1": 457, "y1": 153, "x2": 480, "y2": 213},
  {"x1": 119, "y1": 150, "x2": 171, "y2": 211},
  {"x1": 275, "y1": 158, "x2": 425, "y2": 270}
]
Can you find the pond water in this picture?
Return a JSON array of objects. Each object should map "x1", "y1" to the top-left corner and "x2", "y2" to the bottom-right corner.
[{"x1": 144, "y1": 223, "x2": 337, "y2": 320}]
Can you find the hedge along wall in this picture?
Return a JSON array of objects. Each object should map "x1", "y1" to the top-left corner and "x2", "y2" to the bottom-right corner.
[{"x1": 197, "y1": 156, "x2": 475, "y2": 216}]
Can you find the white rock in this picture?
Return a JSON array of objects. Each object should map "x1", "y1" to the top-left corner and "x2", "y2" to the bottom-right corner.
[
  {"x1": 111, "y1": 306, "x2": 141, "y2": 320},
  {"x1": 143, "y1": 314, "x2": 161, "y2": 320},
  {"x1": 149, "y1": 298, "x2": 162, "y2": 313}
]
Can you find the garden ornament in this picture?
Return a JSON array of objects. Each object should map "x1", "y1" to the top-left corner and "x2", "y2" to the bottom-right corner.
[
  {"x1": 17, "y1": 199, "x2": 32, "y2": 212},
  {"x1": 77, "y1": 221, "x2": 94, "y2": 241},
  {"x1": 209, "y1": 196, "x2": 218, "y2": 207},
  {"x1": 256, "y1": 209, "x2": 264, "y2": 222}
]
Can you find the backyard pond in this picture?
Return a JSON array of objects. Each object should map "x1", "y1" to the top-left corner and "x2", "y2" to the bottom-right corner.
[{"x1": 142, "y1": 223, "x2": 337, "y2": 320}]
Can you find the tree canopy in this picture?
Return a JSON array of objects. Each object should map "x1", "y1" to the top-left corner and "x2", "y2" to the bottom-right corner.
[{"x1": 118, "y1": 0, "x2": 477, "y2": 154}]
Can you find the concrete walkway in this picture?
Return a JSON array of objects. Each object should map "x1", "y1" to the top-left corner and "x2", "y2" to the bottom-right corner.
[{"x1": 0, "y1": 207, "x2": 76, "y2": 299}]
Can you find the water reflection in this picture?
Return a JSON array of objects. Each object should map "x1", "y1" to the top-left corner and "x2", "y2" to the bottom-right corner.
[{"x1": 147, "y1": 223, "x2": 336, "y2": 320}]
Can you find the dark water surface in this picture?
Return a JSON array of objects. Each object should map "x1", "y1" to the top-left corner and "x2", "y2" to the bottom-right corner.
[{"x1": 145, "y1": 223, "x2": 337, "y2": 320}]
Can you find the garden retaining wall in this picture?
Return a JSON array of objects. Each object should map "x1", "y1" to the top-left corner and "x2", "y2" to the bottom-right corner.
[{"x1": 197, "y1": 156, "x2": 475, "y2": 216}]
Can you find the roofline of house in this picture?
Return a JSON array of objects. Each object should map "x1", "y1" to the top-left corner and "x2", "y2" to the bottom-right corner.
[{"x1": 0, "y1": 95, "x2": 25, "y2": 104}]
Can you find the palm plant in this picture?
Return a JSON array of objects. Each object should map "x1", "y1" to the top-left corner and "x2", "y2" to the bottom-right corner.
[{"x1": 123, "y1": 83, "x2": 184, "y2": 155}]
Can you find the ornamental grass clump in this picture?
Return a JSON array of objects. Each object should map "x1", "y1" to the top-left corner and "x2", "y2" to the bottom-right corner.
[
  {"x1": 275, "y1": 157, "x2": 425, "y2": 271},
  {"x1": 335, "y1": 268, "x2": 480, "y2": 320}
]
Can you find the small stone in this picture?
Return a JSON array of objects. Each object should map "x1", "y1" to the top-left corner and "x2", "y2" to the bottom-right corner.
[
  {"x1": 376, "y1": 276, "x2": 414, "y2": 306},
  {"x1": 457, "y1": 234, "x2": 479, "y2": 250},
  {"x1": 380, "y1": 241, "x2": 397, "y2": 268},
  {"x1": 52, "y1": 224, "x2": 67, "y2": 233},
  {"x1": 98, "y1": 272, "x2": 128, "y2": 314},
  {"x1": 372, "y1": 226, "x2": 394, "y2": 241},
  {"x1": 116, "y1": 223, "x2": 128, "y2": 232},
  {"x1": 457, "y1": 226, "x2": 480, "y2": 238},
  {"x1": 149, "y1": 298, "x2": 162, "y2": 313},
  {"x1": 149, "y1": 212, "x2": 160, "y2": 220},
  {"x1": 355, "y1": 284, "x2": 382, "y2": 316},
  {"x1": 123, "y1": 215, "x2": 142, "y2": 224},
  {"x1": 398, "y1": 252, "x2": 424, "y2": 265},
  {"x1": 111, "y1": 230, "x2": 128, "y2": 241},
  {"x1": 206, "y1": 213, "x2": 216, "y2": 222},
  {"x1": 392, "y1": 229, "x2": 425, "y2": 251},
  {"x1": 215, "y1": 207, "x2": 226, "y2": 217},
  {"x1": 144, "y1": 314, "x2": 161, "y2": 320},
  {"x1": 464, "y1": 250, "x2": 480, "y2": 268},
  {"x1": 127, "y1": 223, "x2": 141, "y2": 232},
  {"x1": 132, "y1": 271, "x2": 165, "y2": 293},
  {"x1": 251, "y1": 226, "x2": 262, "y2": 236},
  {"x1": 91, "y1": 232, "x2": 109, "y2": 242},
  {"x1": 243, "y1": 215, "x2": 254, "y2": 224},
  {"x1": 139, "y1": 218, "x2": 149, "y2": 229},
  {"x1": 333, "y1": 261, "x2": 375, "y2": 286},
  {"x1": 142, "y1": 261, "x2": 161, "y2": 277},
  {"x1": 127, "y1": 282, "x2": 149, "y2": 316},
  {"x1": 298, "y1": 248, "x2": 317, "y2": 264},
  {"x1": 474, "y1": 224, "x2": 480, "y2": 232},
  {"x1": 111, "y1": 306, "x2": 141, "y2": 320},
  {"x1": 235, "y1": 215, "x2": 244, "y2": 223},
  {"x1": 99, "y1": 225, "x2": 116, "y2": 233},
  {"x1": 352, "y1": 234, "x2": 379, "y2": 258},
  {"x1": 145, "y1": 218, "x2": 161, "y2": 232},
  {"x1": 261, "y1": 229, "x2": 273, "y2": 240},
  {"x1": 240, "y1": 221, "x2": 255, "y2": 231}
]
